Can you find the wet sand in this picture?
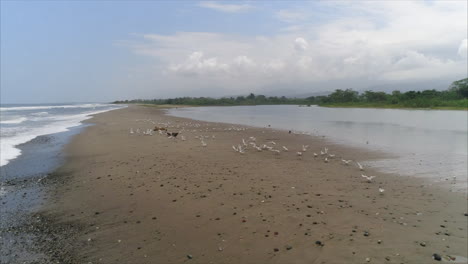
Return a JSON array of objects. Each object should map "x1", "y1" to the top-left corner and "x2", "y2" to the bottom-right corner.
[{"x1": 35, "y1": 105, "x2": 467, "y2": 263}]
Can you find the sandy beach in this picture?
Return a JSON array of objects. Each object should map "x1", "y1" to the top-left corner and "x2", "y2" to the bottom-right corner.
[{"x1": 31, "y1": 105, "x2": 467, "y2": 263}]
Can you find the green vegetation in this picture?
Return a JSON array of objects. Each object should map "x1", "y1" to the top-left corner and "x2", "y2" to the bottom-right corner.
[
  {"x1": 114, "y1": 93, "x2": 308, "y2": 106},
  {"x1": 113, "y1": 78, "x2": 468, "y2": 110}
]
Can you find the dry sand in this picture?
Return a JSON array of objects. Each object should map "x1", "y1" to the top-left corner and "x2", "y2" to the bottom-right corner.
[{"x1": 39, "y1": 105, "x2": 467, "y2": 264}]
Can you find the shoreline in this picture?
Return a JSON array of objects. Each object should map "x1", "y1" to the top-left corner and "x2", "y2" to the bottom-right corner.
[{"x1": 7, "y1": 105, "x2": 467, "y2": 263}]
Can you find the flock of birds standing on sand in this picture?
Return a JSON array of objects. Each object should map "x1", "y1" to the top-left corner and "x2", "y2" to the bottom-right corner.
[{"x1": 129, "y1": 119, "x2": 384, "y2": 194}]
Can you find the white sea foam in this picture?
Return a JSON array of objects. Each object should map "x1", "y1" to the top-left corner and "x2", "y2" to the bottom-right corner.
[
  {"x1": 31, "y1": 112, "x2": 49, "y2": 116},
  {"x1": 0, "y1": 105, "x2": 125, "y2": 167},
  {"x1": 0, "y1": 103, "x2": 110, "y2": 112},
  {"x1": 0, "y1": 117, "x2": 28, "y2": 124},
  {"x1": 0, "y1": 187, "x2": 7, "y2": 197}
]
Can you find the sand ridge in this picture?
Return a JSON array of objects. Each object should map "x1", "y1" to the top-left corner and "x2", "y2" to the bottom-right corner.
[{"x1": 41, "y1": 105, "x2": 467, "y2": 264}]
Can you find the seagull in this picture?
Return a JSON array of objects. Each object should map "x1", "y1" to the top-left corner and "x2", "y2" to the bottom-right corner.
[
  {"x1": 342, "y1": 159, "x2": 352, "y2": 165},
  {"x1": 282, "y1": 146, "x2": 289, "y2": 151},
  {"x1": 320, "y1": 151, "x2": 325, "y2": 156},
  {"x1": 242, "y1": 139, "x2": 247, "y2": 146},
  {"x1": 313, "y1": 153, "x2": 318, "y2": 157},
  {"x1": 361, "y1": 174, "x2": 376, "y2": 182},
  {"x1": 201, "y1": 140, "x2": 207, "y2": 147},
  {"x1": 270, "y1": 149, "x2": 280, "y2": 154},
  {"x1": 302, "y1": 145, "x2": 308, "y2": 152},
  {"x1": 268, "y1": 141, "x2": 276, "y2": 145},
  {"x1": 328, "y1": 154, "x2": 335, "y2": 158},
  {"x1": 181, "y1": 136, "x2": 186, "y2": 141},
  {"x1": 232, "y1": 145, "x2": 238, "y2": 152},
  {"x1": 357, "y1": 162, "x2": 364, "y2": 171},
  {"x1": 324, "y1": 147, "x2": 328, "y2": 154},
  {"x1": 379, "y1": 187, "x2": 385, "y2": 194},
  {"x1": 130, "y1": 128, "x2": 134, "y2": 134},
  {"x1": 249, "y1": 136, "x2": 256, "y2": 141},
  {"x1": 324, "y1": 157, "x2": 329, "y2": 163},
  {"x1": 136, "y1": 128, "x2": 140, "y2": 134},
  {"x1": 296, "y1": 152, "x2": 303, "y2": 156}
]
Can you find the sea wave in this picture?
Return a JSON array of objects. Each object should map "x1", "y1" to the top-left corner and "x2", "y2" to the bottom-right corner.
[
  {"x1": 0, "y1": 105, "x2": 125, "y2": 167},
  {"x1": 0, "y1": 117, "x2": 28, "y2": 124},
  {"x1": 31, "y1": 112, "x2": 49, "y2": 116},
  {"x1": 0, "y1": 103, "x2": 111, "y2": 112}
]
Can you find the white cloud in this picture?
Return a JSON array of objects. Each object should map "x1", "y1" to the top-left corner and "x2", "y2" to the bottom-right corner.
[
  {"x1": 123, "y1": 1, "x2": 467, "y2": 95},
  {"x1": 294, "y1": 38, "x2": 308, "y2": 52},
  {"x1": 458, "y1": 39, "x2": 467, "y2": 58},
  {"x1": 198, "y1": 1, "x2": 253, "y2": 13},
  {"x1": 169, "y1": 51, "x2": 229, "y2": 76}
]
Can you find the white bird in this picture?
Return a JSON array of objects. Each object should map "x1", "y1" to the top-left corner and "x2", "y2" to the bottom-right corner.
[
  {"x1": 212, "y1": 135, "x2": 216, "y2": 139},
  {"x1": 324, "y1": 147, "x2": 328, "y2": 153},
  {"x1": 328, "y1": 154, "x2": 335, "y2": 158},
  {"x1": 269, "y1": 141, "x2": 276, "y2": 145},
  {"x1": 324, "y1": 157, "x2": 329, "y2": 163},
  {"x1": 320, "y1": 151, "x2": 325, "y2": 156},
  {"x1": 249, "y1": 136, "x2": 256, "y2": 141},
  {"x1": 361, "y1": 174, "x2": 376, "y2": 182},
  {"x1": 136, "y1": 128, "x2": 140, "y2": 134},
  {"x1": 238, "y1": 146, "x2": 245, "y2": 154},
  {"x1": 296, "y1": 152, "x2": 303, "y2": 156},
  {"x1": 242, "y1": 139, "x2": 247, "y2": 146},
  {"x1": 302, "y1": 145, "x2": 307, "y2": 152},
  {"x1": 201, "y1": 140, "x2": 207, "y2": 147},
  {"x1": 130, "y1": 128, "x2": 134, "y2": 134},
  {"x1": 282, "y1": 146, "x2": 289, "y2": 151},
  {"x1": 357, "y1": 162, "x2": 364, "y2": 171},
  {"x1": 379, "y1": 187, "x2": 385, "y2": 194},
  {"x1": 313, "y1": 153, "x2": 318, "y2": 157},
  {"x1": 255, "y1": 146, "x2": 262, "y2": 152},
  {"x1": 342, "y1": 159, "x2": 351, "y2": 165},
  {"x1": 270, "y1": 149, "x2": 280, "y2": 154},
  {"x1": 232, "y1": 145, "x2": 238, "y2": 152},
  {"x1": 181, "y1": 136, "x2": 186, "y2": 141}
]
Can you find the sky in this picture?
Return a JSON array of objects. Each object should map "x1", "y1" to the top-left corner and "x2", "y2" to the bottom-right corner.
[{"x1": 1, "y1": 0, "x2": 467, "y2": 104}]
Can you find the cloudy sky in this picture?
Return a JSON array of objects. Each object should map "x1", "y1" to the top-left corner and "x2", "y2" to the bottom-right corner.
[{"x1": 1, "y1": 1, "x2": 467, "y2": 103}]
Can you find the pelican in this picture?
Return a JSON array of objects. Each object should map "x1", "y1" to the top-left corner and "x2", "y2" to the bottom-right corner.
[
  {"x1": 282, "y1": 146, "x2": 289, "y2": 151},
  {"x1": 361, "y1": 174, "x2": 376, "y2": 182},
  {"x1": 357, "y1": 162, "x2": 364, "y2": 171},
  {"x1": 342, "y1": 159, "x2": 351, "y2": 165}
]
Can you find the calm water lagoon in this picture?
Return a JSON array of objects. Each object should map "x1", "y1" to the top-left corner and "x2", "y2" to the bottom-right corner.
[{"x1": 168, "y1": 105, "x2": 467, "y2": 190}]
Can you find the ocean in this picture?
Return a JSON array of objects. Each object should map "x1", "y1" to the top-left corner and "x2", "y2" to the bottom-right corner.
[
  {"x1": 0, "y1": 103, "x2": 124, "y2": 263},
  {"x1": 0, "y1": 103, "x2": 124, "y2": 167}
]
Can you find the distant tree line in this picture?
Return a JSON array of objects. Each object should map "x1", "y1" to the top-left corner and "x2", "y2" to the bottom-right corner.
[{"x1": 113, "y1": 78, "x2": 467, "y2": 109}]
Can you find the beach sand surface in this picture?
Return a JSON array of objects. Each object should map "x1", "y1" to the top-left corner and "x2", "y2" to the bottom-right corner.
[{"x1": 39, "y1": 105, "x2": 467, "y2": 264}]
